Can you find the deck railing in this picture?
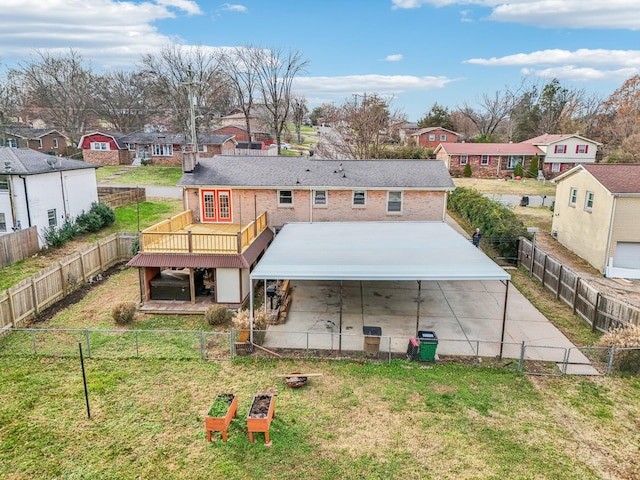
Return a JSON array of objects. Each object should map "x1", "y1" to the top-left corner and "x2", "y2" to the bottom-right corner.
[{"x1": 141, "y1": 211, "x2": 268, "y2": 254}]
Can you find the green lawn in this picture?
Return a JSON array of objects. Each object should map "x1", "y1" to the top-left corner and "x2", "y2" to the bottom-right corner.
[
  {"x1": 454, "y1": 177, "x2": 557, "y2": 196},
  {"x1": 0, "y1": 355, "x2": 638, "y2": 479},
  {"x1": 97, "y1": 166, "x2": 183, "y2": 186}
]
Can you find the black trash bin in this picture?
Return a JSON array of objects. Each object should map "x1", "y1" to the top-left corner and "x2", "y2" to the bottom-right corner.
[
  {"x1": 520, "y1": 196, "x2": 529, "y2": 207},
  {"x1": 417, "y1": 330, "x2": 438, "y2": 361},
  {"x1": 363, "y1": 326, "x2": 382, "y2": 358}
]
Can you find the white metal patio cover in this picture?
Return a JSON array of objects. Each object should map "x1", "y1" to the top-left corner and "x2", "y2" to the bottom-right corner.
[{"x1": 249, "y1": 221, "x2": 512, "y2": 353}]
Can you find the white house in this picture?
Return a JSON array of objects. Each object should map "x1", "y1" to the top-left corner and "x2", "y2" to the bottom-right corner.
[
  {"x1": 0, "y1": 147, "x2": 99, "y2": 246},
  {"x1": 522, "y1": 133, "x2": 601, "y2": 176}
]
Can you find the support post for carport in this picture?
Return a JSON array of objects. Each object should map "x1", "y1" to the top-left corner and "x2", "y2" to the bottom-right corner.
[
  {"x1": 415, "y1": 280, "x2": 421, "y2": 337},
  {"x1": 249, "y1": 280, "x2": 254, "y2": 343},
  {"x1": 499, "y1": 280, "x2": 510, "y2": 360}
]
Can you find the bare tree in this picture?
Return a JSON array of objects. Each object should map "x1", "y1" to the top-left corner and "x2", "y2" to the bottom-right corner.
[
  {"x1": 255, "y1": 47, "x2": 309, "y2": 153},
  {"x1": 0, "y1": 65, "x2": 21, "y2": 144},
  {"x1": 17, "y1": 50, "x2": 96, "y2": 146},
  {"x1": 93, "y1": 70, "x2": 154, "y2": 132},
  {"x1": 140, "y1": 44, "x2": 231, "y2": 141},
  {"x1": 457, "y1": 89, "x2": 516, "y2": 141},
  {"x1": 218, "y1": 46, "x2": 264, "y2": 146},
  {"x1": 598, "y1": 75, "x2": 640, "y2": 155},
  {"x1": 339, "y1": 93, "x2": 392, "y2": 159},
  {"x1": 290, "y1": 94, "x2": 308, "y2": 144}
]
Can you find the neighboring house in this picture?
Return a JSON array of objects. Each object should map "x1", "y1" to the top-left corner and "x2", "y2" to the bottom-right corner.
[
  {"x1": 78, "y1": 131, "x2": 236, "y2": 166},
  {"x1": 211, "y1": 124, "x2": 275, "y2": 145},
  {"x1": 434, "y1": 142, "x2": 544, "y2": 178},
  {"x1": 551, "y1": 164, "x2": 640, "y2": 278},
  {"x1": 396, "y1": 121, "x2": 419, "y2": 144},
  {"x1": 410, "y1": 127, "x2": 459, "y2": 150},
  {"x1": 128, "y1": 156, "x2": 454, "y2": 312},
  {"x1": 522, "y1": 133, "x2": 601, "y2": 178},
  {"x1": 0, "y1": 147, "x2": 98, "y2": 246},
  {"x1": 1, "y1": 127, "x2": 69, "y2": 156}
]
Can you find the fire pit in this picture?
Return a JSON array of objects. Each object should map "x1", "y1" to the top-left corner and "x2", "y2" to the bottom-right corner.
[{"x1": 284, "y1": 373, "x2": 308, "y2": 388}]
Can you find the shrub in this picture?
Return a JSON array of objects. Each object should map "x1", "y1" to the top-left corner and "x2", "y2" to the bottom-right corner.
[
  {"x1": 513, "y1": 162, "x2": 524, "y2": 178},
  {"x1": 463, "y1": 163, "x2": 472, "y2": 177},
  {"x1": 43, "y1": 219, "x2": 81, "y2": 247},
  {"x1": 205, "y1": 305, "x2": 232, "y2": 326},
  {"x1": 131, "y1": 236, "x2": 140, "y2": 256},
  {"x1": 527, "y1": 155, "x2": 539, "y2": 178},
  {"x1": 597, "y1": 325, "x2": 640, "y2": 374},
  {"x1": 75, "y1": 211, "x2": 103, "y2": 233},
  {"x1": 112, "y1": 302, "x2": 137, "y2": 325},
  {"x1": 90, "y1": 202, "x2": 116, "y2": 226}
]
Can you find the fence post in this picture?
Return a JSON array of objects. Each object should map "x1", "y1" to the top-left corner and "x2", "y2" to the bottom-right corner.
[
  {"x1": 30, "y1": 278, "x2": 40, "y2": 316},
  {"x1": 7, "y1": 290, "x2": 16, "y2": 328},
  {"x1": 592, "y1": 293, "x2": 601, "y2": 332},
  {"x1": 135, "y1": 331, "x2": 139, "y2": 357},
  {"x1": 518, "y1": 341, "x2": 525, "y2": 372},
  {"x1": 84, "y1": 329, "x2": 91, "y2": 357},
  {"x1": 606, "y1": 345, "x2": 616, "y2": 375},
  {"x1": 200, "y1": 330, "x2": 205, "y2": 359},
  {"x1": 572, "y1": 277, "x2": 580, "y2": 314},
  {"x1": 31, "y1": 329, "x2": 37, "y2": 355}
]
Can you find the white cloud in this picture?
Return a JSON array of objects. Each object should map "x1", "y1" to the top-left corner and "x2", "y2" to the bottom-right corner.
[
  {"x1": 385, "y1": 54, "x2": 404, "y2": 62},
  {"x1": 466, "y1": 49, "x2": 640, "y2": 68},
  {"x1": 391, "y1": 0, "x2": 640, "y2": 30},
  {"x1": 292, "y1": 74, "x2": 457, "y2": 104},
  {"x1": 219, "y1": 3, "x2": 248, "y2": 13},
  {"x1": 0, "y1": 0, "x2": 201, "y2": 68},
  {"x1": 466, "y1": 48, "x2": 640, "y2": 82}
]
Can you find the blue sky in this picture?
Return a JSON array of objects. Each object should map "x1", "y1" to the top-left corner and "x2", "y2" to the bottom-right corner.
[{"x1": 2, "y1": 0, "x2": 640, "y2": 121}]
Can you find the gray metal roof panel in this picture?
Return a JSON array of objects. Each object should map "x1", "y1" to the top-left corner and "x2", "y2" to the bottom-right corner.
[{"x1": 178, "y1": 156, "x2": 455, "y2": 189}]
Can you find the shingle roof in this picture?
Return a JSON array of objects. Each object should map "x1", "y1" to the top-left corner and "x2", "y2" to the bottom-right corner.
[
  {"x1": 0, "y1": 147, "x2": 97, "y2": 175},
  {"x1": 178, "y1": 156, "x2": 455, "y2": 190},
  {"x1": 523, "y1": 133, "x2": 602, "y2": 146},
  {"x1": 410, "y1": 127, "x2": 459, "y2": 137},
  {"x1": 4, "y1": 127, "x2": 68, "y2": 139},
  {"x1": 435, "y1": 142, "x2": 544, "y2": 156},
  {"x1": 582, "y1": 164, "x2": 640, "y2": 194}
]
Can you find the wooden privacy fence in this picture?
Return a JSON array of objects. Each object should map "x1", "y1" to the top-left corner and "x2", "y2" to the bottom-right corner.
[
  {"x1": 0, "y1": 233, "x2": 136, "y2": 330},
  {"x1": 98, "y1": 186, "x2": 146, "y2": 208},
  {"x1": 0, "y1": 227, "x2": 40, "y2": 268},
  {"x1": 519, "y1": 238, "x2": 640, "y2": 332}
]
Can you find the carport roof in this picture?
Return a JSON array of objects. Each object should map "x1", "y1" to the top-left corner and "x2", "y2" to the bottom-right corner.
[{"x1": 250, "y1": 222, "x2": 510, "y2": 282}]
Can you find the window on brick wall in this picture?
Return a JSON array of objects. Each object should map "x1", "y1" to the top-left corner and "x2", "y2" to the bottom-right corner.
[
  {"x1": 387, "y1": 191, "x2": 403, "y2": 213},
  {"x1": 480, "y1": 155, "x2": 489, "y2": 165},
  {"x1": 53, "y1": 138, "x2": 59, "y2": 149},
  {"x1": 152, "y1": 144, "x2": 173, "y2": 156},
  {"x1": 352, "y1": 190, "x2": 366, "y2": 207},
  {"x1": 459, "y1": 155, "x2": 468, "y2": 165},
  {"x1": 278, "y1": 190, "x2": 293, "y2": 206},
  {"x1": 90, "y1": 142, "x2": 108, "y2": 150},
  {"x1": 313, "y1": 190, "x2": 327, "y2": 206}
]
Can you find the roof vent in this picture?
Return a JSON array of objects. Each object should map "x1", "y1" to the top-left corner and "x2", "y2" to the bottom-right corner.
[
  {"x1": 3, "y1": 160, "x2": 11, "y2": 172},
  {"x1": 46, "y1": 156, "x2": 59, "y2": 169},
  {"x1": 338, "y1": 163, "x2": 343, "y2": 171},
  {"x1": 342, "y1": 173, "x2": 346, "y2": 178}
]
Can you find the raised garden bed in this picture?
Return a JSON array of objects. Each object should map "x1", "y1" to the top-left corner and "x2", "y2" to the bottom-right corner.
[
  {"x1": 247, "y1": 393, "x2": 276, "y2": 446},
  {"x1": 205, "y1": 393, "x2": 238, "y2": 442}
]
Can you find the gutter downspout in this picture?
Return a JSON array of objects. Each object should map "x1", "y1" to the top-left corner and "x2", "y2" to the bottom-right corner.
[
  {"x1": 19, "y1": 176, "x2": 32, "y2": 227},
  {"x1": 7, "y1": 176, "x2": 17, "y2": 229},
  {"x1": 59, "y1": 171, "x2": 69, "y2": 220},
  {"x1": 309, "y1": 188, "x2": 313, "y2": 223},
  {"x1": 604, "y1": 195, "x2": 617, "y2": 275}
]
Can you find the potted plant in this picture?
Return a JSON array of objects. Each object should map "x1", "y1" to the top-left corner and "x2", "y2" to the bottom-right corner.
[
  {"x1": 232, "y1": 309, "x2": 269, "y2": 344},
  {"x1": 205, "y1": 393, "x2": 238, "y2": 442},
  {"x1": 246, "y1": 393, "x2": 276, "y2": 446}
]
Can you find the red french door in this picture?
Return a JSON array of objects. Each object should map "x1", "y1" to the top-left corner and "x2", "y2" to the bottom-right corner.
[{"x1": 201, "y1": 189, "x2": 232, "y2": 223}]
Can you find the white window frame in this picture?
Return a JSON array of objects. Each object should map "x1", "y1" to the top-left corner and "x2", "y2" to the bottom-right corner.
[
  {"x1": 278, "y1": 190, "x2": 293, "y2": 207},
  {"x1": 551, "y1": 163, "x2": 561, "y2": 173},
  {"x1": 313, "y1": 190, "x2": 327, "y2": 207},
  {"x1": 37, "y1": 139, "x2": 43, "y2": 149},
  {"x1": 152, "y1": 144, "x2": 173, "y2": 156},
  {"x1": 48, "y1": 209, "x2": 57, "y2": 227},
  {"x1": 6, "y1": 138, "x2": 18, "y2": 148},
  {"x1": 439, "y1": 134, "x2": 447, "y2": 141},
  {"x1": 52, "y1": 138, "x2": 59, "y2": 149},
  {"x1": 198, "y1": 144, "x2": 207, "y2": 153},
  {"x1": 555, "y1": 144, "x2": 567, "y2": 154},
  {"x1": 584, "y1": 191, "x2": 594, "y2": 211},
  {"x1": 387, "y1": 191, "x2": 403, "y2": 214},
  {"x1": 0, "y1": 213, "x2": 5, "y2": 232},
  {"x1": 0, "y1": 175, "x2": 8, "y2": 191},
  {"x1": 577, "y1": 144, "x2": 588, "y2": 154},
  {"x1": 459, "y1": 155, "x2": 468, "y2": 165},
  {"x1": 126, "y1": 143, "x2": 136, "y2": 151},
  {"x1": 569, "y1": 188, "x2": 578, "y2": 206},
  {"x1": 90, "y1": 142, "x2": 109, "y2": 151},
  {"x1": 352, "y1": 190, "x2": 366, "y2": 207},
  {"x1": 480, "y1": 155, "x2": 489, "y2": 165},
  {"x1": 507, "y1": 156, "x2": 523, "y2": 169},
  {"x1": 428, "y1": 134, "x2": 436, "y2": 141}
]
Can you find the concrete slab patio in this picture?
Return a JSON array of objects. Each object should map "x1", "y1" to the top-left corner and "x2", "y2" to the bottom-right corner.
[{"x1": 261, "y1": 279, "x2": 600, "y2": 375}]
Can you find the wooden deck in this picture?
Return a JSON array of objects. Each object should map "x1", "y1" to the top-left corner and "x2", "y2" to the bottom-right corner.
[{"x1": 141, "y1": 211, "x2": 268, "y2": 254}]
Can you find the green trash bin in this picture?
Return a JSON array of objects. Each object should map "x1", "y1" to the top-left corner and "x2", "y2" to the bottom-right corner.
[{"x1": 417, "y1": 331, "x2": 438, "y2": 361}]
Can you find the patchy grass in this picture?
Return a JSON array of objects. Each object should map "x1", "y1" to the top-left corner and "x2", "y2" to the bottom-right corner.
[
  {"x1": 455, "y1": 178, "x2": 556, "y2": 196},
  {"x1": 98, "y1": 166, "x2": 183, "y2": 186},
  {"x1": 0, "y1": 356, "x2": 637, "y2": 479},
  {"x1": 0, "y1": 199, "x2": 182, "y2": 291}
]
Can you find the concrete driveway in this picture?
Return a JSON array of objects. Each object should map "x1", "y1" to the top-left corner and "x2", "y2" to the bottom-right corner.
[{"x1": 262, "y1": 279, "x2": 599, "y2": 374}]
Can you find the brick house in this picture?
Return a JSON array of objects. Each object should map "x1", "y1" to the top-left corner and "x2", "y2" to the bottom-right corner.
[
  {"x1": 410, "y1": 127, "x2": 459, "y2": 150},
  {"x1": 127, "y1": 156, "x2": 455, "y2": 312},
  {"x1": 78, "y1": 131, "x2": 236, "y2": 166},
  {"x1": 434, "y1": 142, "x2": 545, "y2": 178},
  {"x1": 1, "y1": 127, "x2": 70, "y2": 156}
]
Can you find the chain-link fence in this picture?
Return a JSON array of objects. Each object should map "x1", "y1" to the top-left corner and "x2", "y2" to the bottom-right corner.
[{"x1": 3, "y1": 327, "x2": 638, "y2": 376}]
